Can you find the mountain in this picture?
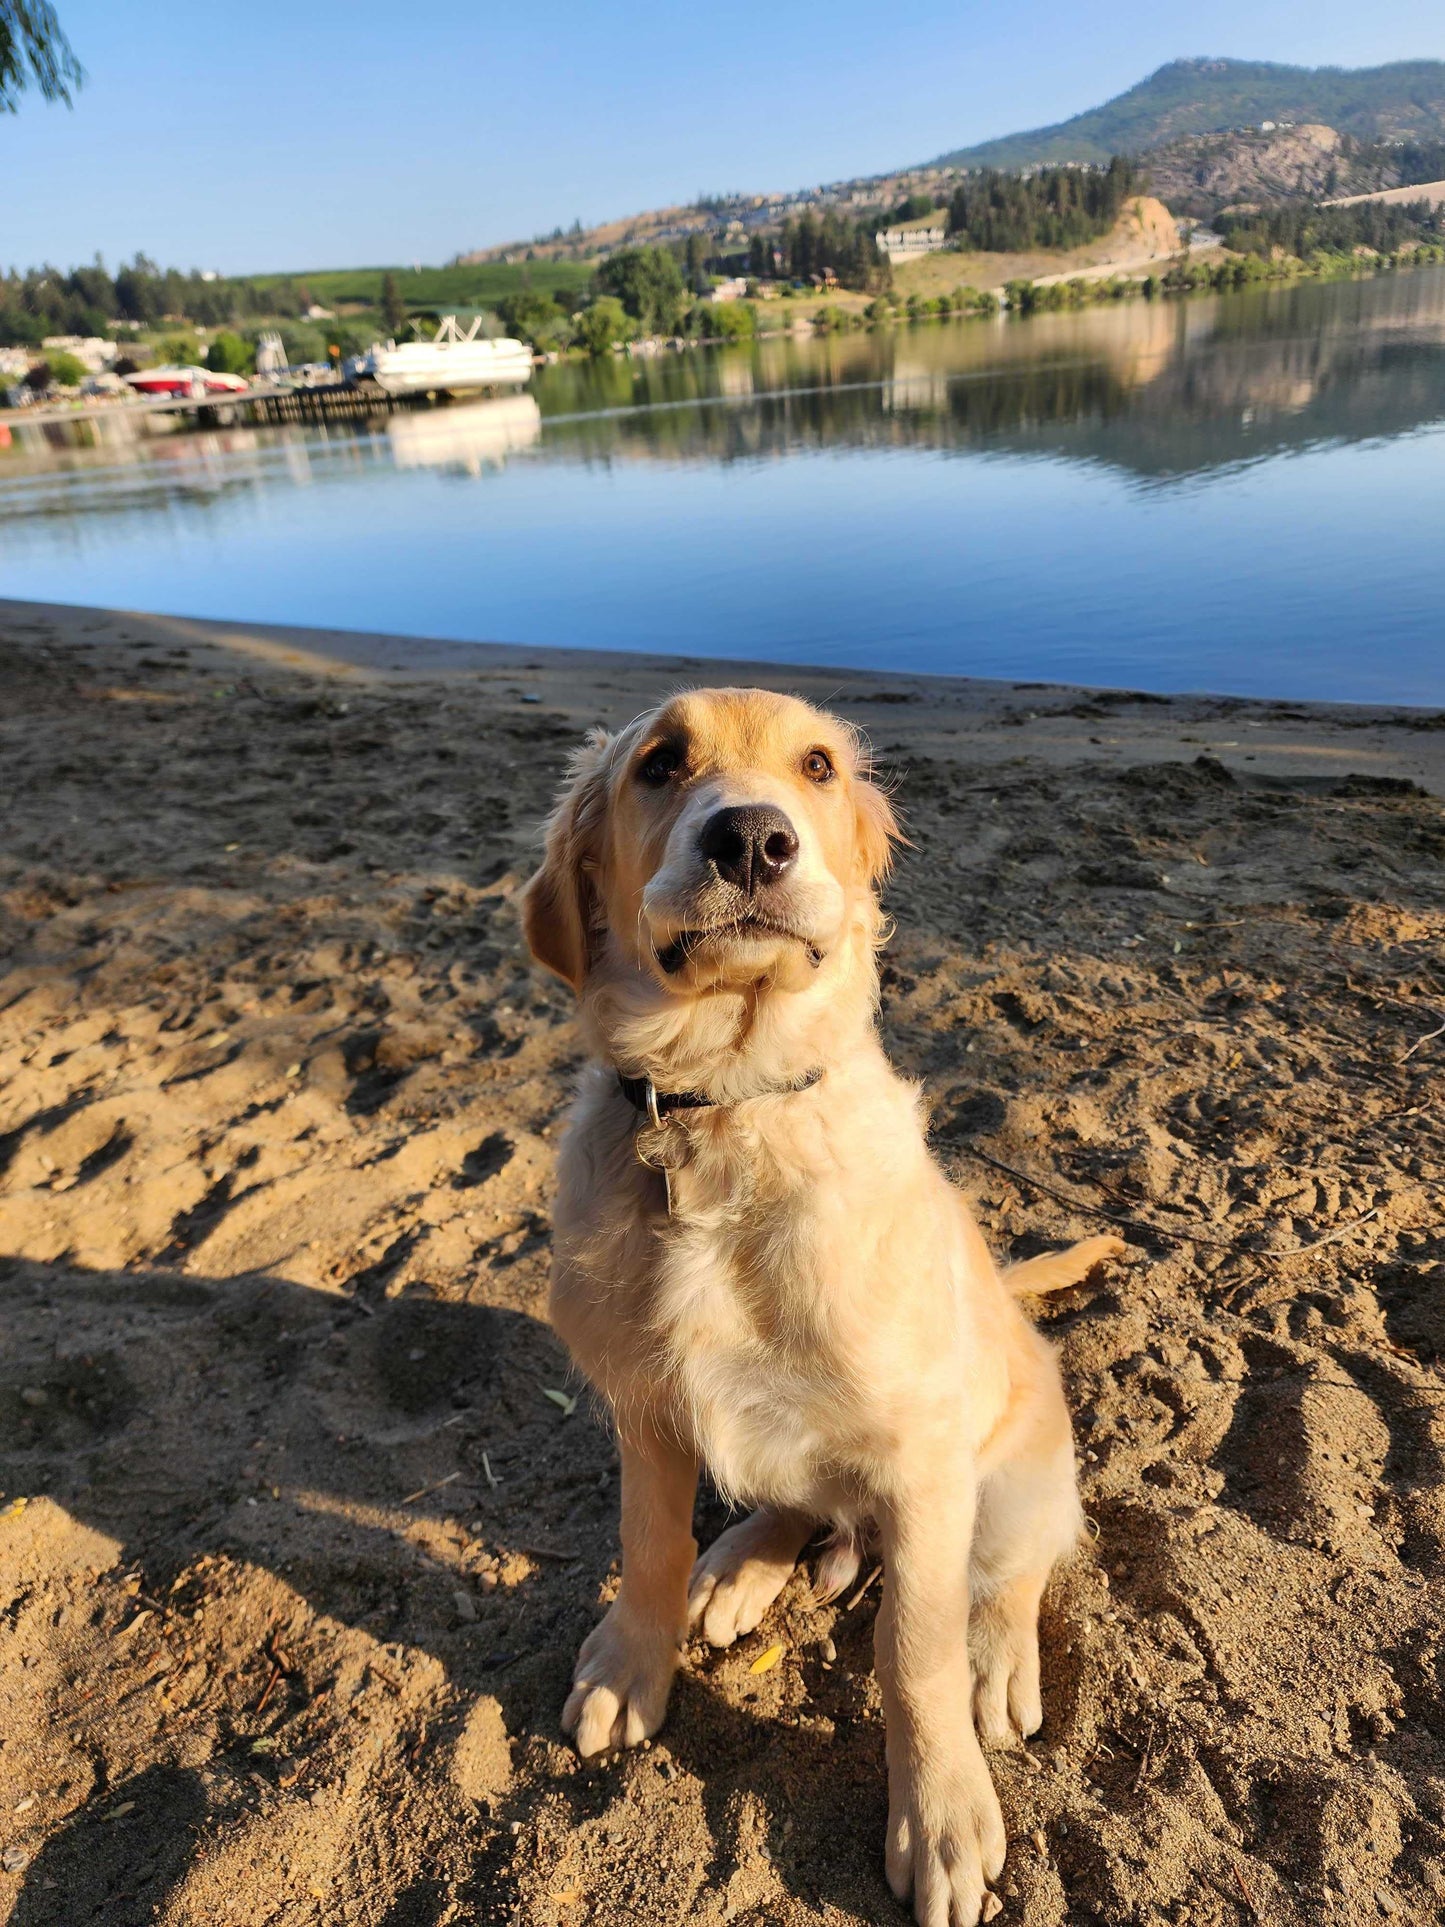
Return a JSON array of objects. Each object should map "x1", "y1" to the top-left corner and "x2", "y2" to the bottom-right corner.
[
  {"x1": 933, "y1": 57, "x2": 1445, "y2": 169},
  {"x1": 1142, "y1": 122, "x2": 1445, "y2": 220}
]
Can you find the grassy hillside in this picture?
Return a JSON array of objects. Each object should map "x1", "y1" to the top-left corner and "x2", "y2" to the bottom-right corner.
[
  {"x1": 935, "y1": 57, "x2": 1445, "y2": 169},
  {"x1": 249, "y1": 259, "x2": 597, "y2": 312}
]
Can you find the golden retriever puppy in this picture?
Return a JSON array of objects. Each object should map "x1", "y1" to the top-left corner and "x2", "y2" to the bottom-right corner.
[{"x1": 523, "y1": 688, "x2": 1120, "y2": 1927}]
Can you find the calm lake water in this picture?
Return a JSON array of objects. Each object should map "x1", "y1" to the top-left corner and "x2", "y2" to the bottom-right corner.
[{"x1": 5, "y1": 266, "x2": 1445, "y2": 703}]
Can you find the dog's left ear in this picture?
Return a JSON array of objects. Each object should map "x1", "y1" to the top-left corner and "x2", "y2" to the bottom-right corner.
[
  {"x1": 853, "y1": 770, "x2": 902, "y2": 888},
  {"x1": 522, "y1": 730, "x2": 612, "y2": 991}
]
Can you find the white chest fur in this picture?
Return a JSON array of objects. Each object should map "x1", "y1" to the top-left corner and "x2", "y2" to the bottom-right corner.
[{"x1": 653, "y1": 1201, "x2": 848, "y2": 1513}]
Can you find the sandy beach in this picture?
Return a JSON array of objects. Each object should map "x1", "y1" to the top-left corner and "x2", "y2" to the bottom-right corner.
[{"x1": 2, "y1": 597, "x2": 1444, "y2": 1927}]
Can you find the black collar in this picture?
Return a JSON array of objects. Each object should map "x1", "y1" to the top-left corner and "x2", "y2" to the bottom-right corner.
[{"x1": 617, "y1": 1066, "x2": 824, "y2": 1121}]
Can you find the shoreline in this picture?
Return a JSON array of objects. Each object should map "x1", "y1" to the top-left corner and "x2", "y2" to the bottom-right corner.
[
  {"x1": 9, "y1": 250, "x2": 1443, "y2": 435},
  {"x1": 9, "y1": 595, "x2": 1444, "y2": 798}
]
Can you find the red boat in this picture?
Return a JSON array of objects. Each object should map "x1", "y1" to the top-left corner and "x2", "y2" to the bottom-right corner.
[{"x1": 124, "y1": 365, "x2": 250, "y2": 399}]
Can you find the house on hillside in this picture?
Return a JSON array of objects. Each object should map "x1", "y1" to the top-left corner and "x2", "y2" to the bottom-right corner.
[{"x1": 875, "y1": 220, "x2": 949, "y2": 263}]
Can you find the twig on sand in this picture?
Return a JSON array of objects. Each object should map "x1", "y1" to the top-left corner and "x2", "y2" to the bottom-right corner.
[
  {"x1": 255, "y1": 1659, "x2": 284, "y2": 1714},
  {"x1": 845, "y1": 1565, "x2": 883, "y2": 1611},
  {"x1": 1131, "y1": 1720, "x2": 1157, "y2": 1794},
  {"x1": 254, "y1": 1628, "x2": 293, "y2": 1713},
  {"x1": 400, "y1": 1470, "x2": 462, "y2": 1507},
  {"x1": 1401, "y1": 1018, "x2": 1445, "y2": 1062},
  {"x1": 1232, "y1": 1866, "x2": 1261, "y2": 1918}
]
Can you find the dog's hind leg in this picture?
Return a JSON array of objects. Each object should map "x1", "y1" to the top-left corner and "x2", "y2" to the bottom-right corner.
[{"x1": 688, "y1": 1506, "x2": 813, "y2": 1648}]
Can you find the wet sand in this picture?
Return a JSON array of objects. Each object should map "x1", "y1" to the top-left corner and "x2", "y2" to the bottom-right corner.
[{"x1": 2, "y1": 598, "x2": 1443, "y2": 1926}]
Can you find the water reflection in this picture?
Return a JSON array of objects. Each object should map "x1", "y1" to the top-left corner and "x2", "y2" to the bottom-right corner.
[
  {"x1": 4, "y1": 267, "x2": 1444, "y2": 502},
  {"x1": 386, "y1": 395, "x2": 541, "y2": 474},
  {"x1": 524, "y1": 267, "x2": 1445, "y2": 483}
]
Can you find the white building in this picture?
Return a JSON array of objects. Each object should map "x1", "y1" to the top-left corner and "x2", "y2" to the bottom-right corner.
[
  {"x1": 875, "y1": 223, "x2": 949, "y2": 263},
  {"x1": 41, "y1": 335, "x2": 121, "y2": 373}
]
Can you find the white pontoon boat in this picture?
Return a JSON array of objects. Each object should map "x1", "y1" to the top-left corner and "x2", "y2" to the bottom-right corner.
[{"x1": 348, "y1": 314, "x2": 533, "y2": 396}]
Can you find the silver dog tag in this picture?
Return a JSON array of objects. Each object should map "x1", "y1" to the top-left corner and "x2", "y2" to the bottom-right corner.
[{"x1": 634, "y1": 1081, "x2": 688, "y2": 1217}]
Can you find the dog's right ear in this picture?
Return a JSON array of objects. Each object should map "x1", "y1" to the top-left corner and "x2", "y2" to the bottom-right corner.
[{"x1": 522, "y1": 730, "x2": 612, "y2": 991}]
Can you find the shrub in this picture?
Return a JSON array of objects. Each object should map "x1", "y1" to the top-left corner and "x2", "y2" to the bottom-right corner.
[
  {"x1": 812, "y1": 303, "x2": 851, "y2": 333},
  {"x1": 575, "y1": 296, "x2": 628, "y2": 356},
  {"x1": 44, "y1": 350, "x2": 87, "y2": 386},
  {"x1": 703, "y1": 300, "x2": 755, "y2": 340},
  {"x1": 206, "y1": 331, "x2": 254, "y2": 375}
]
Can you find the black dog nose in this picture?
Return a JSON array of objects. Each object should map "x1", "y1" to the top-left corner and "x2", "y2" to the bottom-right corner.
[{"x1": 699, "y1": 804, "x2": 799, "y2": 893}]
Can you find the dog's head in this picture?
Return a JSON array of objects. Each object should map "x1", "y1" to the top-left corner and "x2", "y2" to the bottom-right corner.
[{"x1": 523, "y1": 688, "x2": 899, "y2": 999}]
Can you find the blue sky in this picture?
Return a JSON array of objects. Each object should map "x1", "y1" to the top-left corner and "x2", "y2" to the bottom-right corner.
[{"x1": 6, "y1": 1, "x2": 1443, "y2": 276}]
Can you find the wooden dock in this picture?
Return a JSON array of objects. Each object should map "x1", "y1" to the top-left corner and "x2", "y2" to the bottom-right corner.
[
  {"x1": 247, "y1": 383, "x2": 432, "y2": 426},
  {"x1": 1, "y1": 380, "x2": 433, "y2": 435}
]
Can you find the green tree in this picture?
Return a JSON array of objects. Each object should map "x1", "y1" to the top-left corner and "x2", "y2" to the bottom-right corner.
[
  {"x1": 276, "y1": 323, "x2": 325, "y2": 365},
  {"x1": 575, "y1": 296, "x2": 627, "y2": 356},
  {"x1": 1, "y1": 0, "x2": 83, "y2": 110},
  {"x1": 497, "y1": 290, "x2": 565, "y2": 347},
  {"x1": 381, "y1": 271, "x2": 407, "y2": 335},
  {"x1": 948, "y1": 158, "x2": 1140, "y2": 253},
  {"x1": 206, "y1": 331, "x2": 254, "y2": 375},
  {"x1": 893, "y1": 191, "x2": 937, "y2": 223},
  {"x1": 595, "y1": 246, "x2": 685, "y2": 336},
  {"x1": 685, "y1": 230, "x2": 708, "y2": 293}
]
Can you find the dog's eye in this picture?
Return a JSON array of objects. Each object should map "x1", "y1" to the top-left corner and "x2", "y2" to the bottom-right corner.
[
  {"x1": 638, "y1": 743, "x2": 681, "y2": 786},
  {"x1": 802, "y1": 748, "x2": 835, "y2": 784}
]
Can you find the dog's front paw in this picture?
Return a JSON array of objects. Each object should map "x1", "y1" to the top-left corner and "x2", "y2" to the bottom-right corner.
[
  {"x1": 687, "y1": 1510, "x2": 803, "y2": 1648},
  {"x1": 886, "y1": 1757, "x2": 1007, "y2": 1927},
  {"x1": 563, "y1": 1605, "x2": 680, "y2": 1757}
]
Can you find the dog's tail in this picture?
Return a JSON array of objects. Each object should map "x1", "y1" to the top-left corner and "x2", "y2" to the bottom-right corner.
[{"x1": 1001, "y1": 1234, "x2": 1126, "y2": 1298}]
